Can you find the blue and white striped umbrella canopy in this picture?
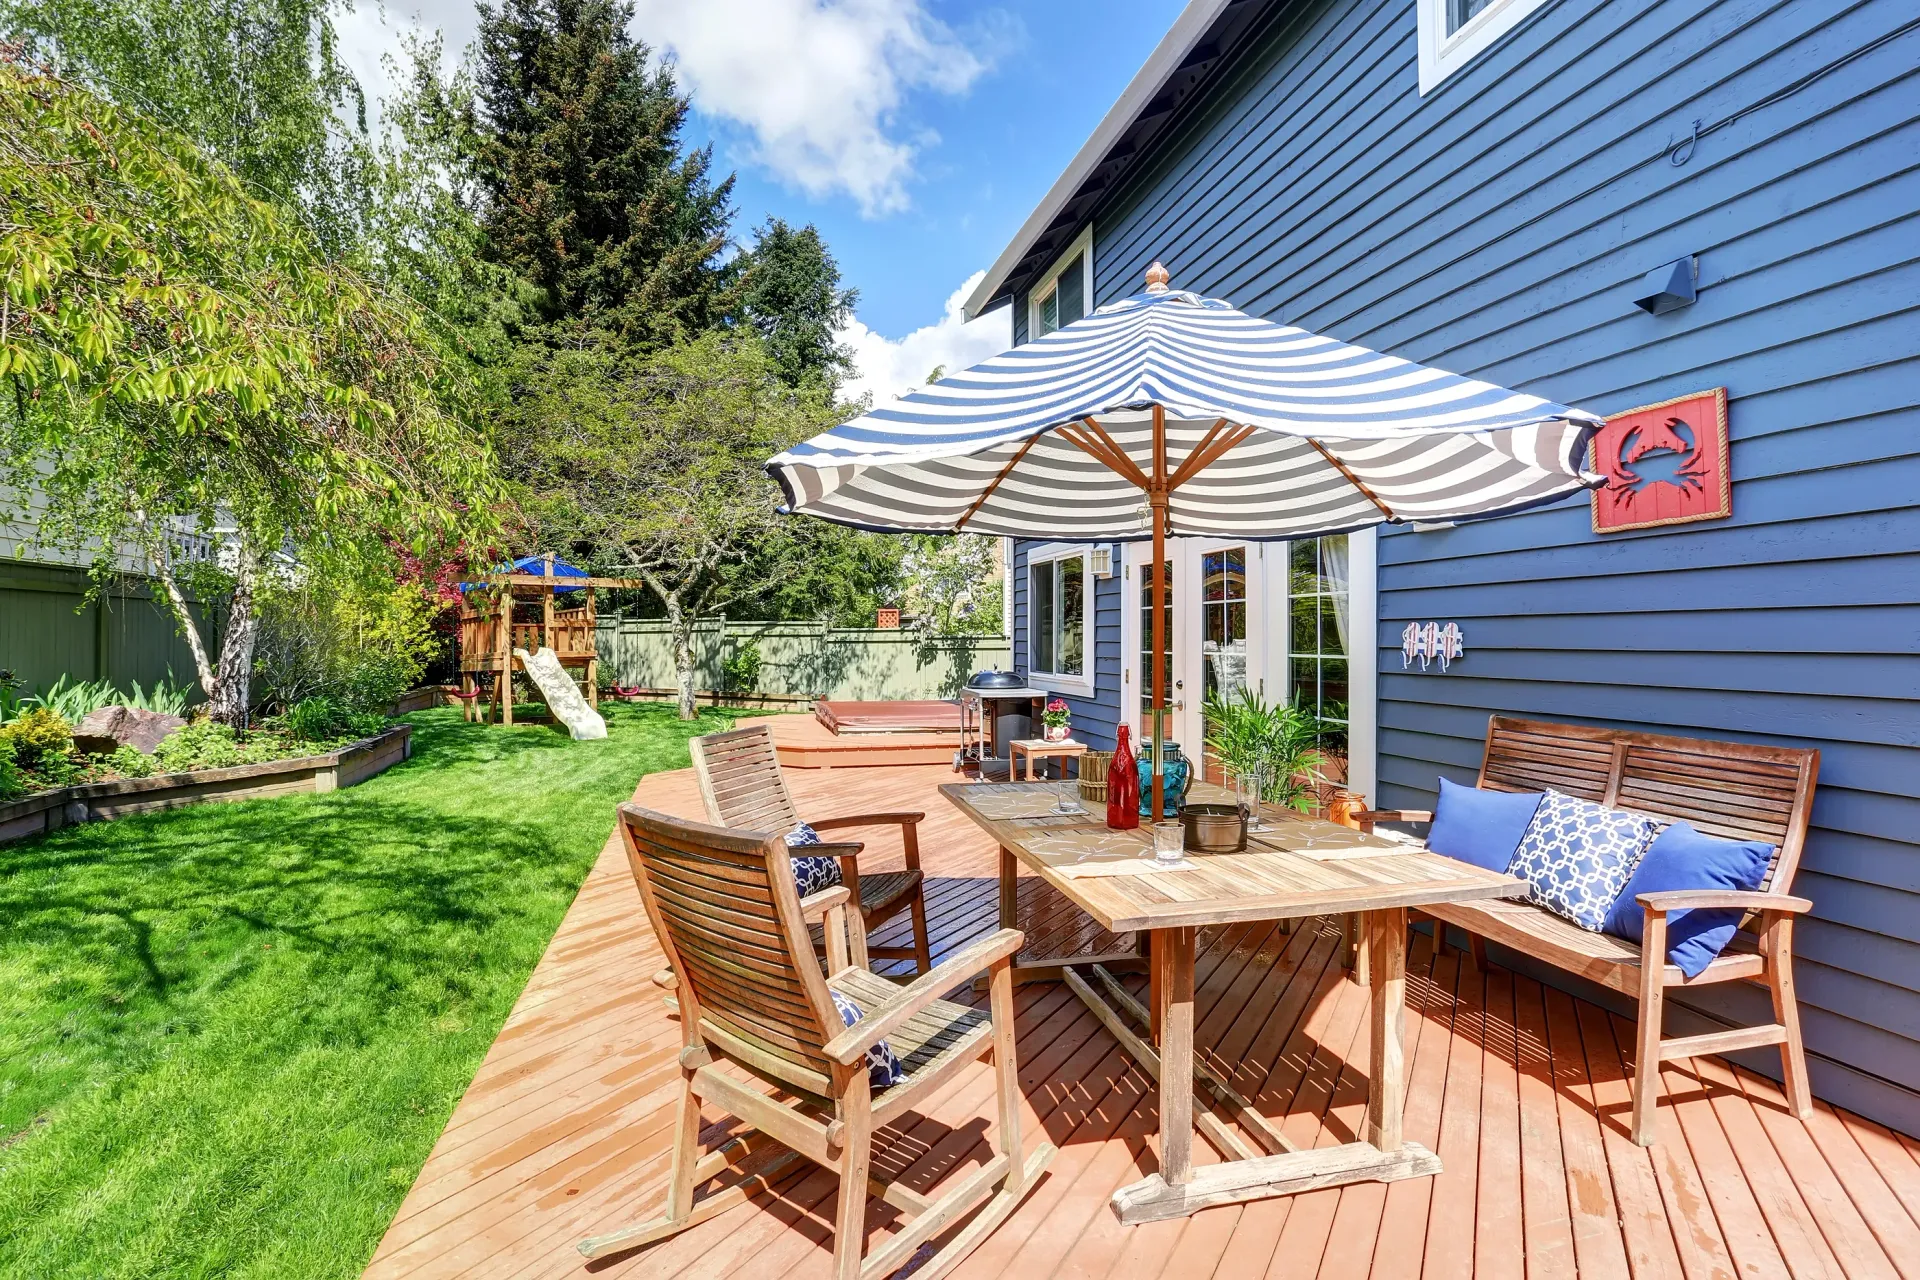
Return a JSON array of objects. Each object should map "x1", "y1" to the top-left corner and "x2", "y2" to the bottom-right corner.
[{"x1": 768, "y1": 278, "x2": 1605, "y2": 541}]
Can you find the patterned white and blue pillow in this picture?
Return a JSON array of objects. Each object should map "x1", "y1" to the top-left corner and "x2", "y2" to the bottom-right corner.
[
  {"x1": 1508, "y1": 790, "x2": 1659, "y2": 931},
  {"x1": 830, "y1": 988, "x2": 906, "y2": 1090},
  {"x1": 785, "y1": 822, "x2": 844, "y2": 897}
]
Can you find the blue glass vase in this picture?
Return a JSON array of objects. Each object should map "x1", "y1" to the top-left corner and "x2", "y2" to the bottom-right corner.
[{"x1": 1137, "y1": 741, "x2": 1193, "y2": 816}]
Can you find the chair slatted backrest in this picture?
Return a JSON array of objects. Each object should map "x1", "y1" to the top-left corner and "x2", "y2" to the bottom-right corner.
[
  {"x1": 1475, "y1": 716, "x2": 1820, "y2": 893},
  {"x1": 692, "y1": 724, "x2": 800, "y2": 834},
  {"x1": 617, "y1": 803, "x2": 840, "y2": 1096}
]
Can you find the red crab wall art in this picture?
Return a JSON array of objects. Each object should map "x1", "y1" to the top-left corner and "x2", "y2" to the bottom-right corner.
[{"x1": 1590, "y1": 387, "x2": 1732, "y2": 533}]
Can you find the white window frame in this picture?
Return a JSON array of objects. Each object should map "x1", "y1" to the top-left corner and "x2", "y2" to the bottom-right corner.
[
  {"x1": 1417, "y1": 0, "x2": 1553, "y2": 95},
  {"x1": 1026, "y1": 542, "x2": 1096, "y2": 695},
  {"x1": 1027, "y1": 224, "x2": 1095, "y2": 340}
]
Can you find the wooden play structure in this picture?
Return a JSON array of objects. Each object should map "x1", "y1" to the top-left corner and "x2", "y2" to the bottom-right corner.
[{"x1": 455, "y1": 555, "x2": 643, "y2": 725}]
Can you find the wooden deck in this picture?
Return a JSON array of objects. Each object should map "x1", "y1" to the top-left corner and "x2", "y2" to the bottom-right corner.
[
  {"x1": 363, "y1": 762, "x2": 1920, "y2": 1280},
  {"x1": 766, "y1": 712, "x2": 958, "y2": 770}
]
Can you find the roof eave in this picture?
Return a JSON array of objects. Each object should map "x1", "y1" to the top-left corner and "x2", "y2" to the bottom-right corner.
[{"x1": 963, "y1": 0, "x2": 1240, "y2": 320}]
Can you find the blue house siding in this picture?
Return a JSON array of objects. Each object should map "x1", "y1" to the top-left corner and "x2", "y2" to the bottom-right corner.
[
  {"x1": 1009, "y1": 541, "x2": 1126, "y2": 753},
  {"x1": 1006, "y1": 0, "x2": 1920, "y2": 1132}
]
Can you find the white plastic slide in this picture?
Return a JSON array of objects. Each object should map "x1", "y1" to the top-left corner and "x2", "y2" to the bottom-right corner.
[{"x1": 514, "y1": 646, "x2": 608, "y2": 740}]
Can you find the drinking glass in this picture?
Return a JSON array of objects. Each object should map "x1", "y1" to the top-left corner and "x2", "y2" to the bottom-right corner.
[
  {"x1": 1052, "y1": 775, "x2": 1086, "y2": 816},
  {"x1": 1244, "y1": 762, "x2": 1270, "y2": 832},
  {"x1": 1152, "y1": 820, "x2": 1185, "y2": 865}
]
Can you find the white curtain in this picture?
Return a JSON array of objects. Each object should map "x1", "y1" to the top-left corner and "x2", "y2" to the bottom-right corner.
[{"x1": 1321, "y1": 534, "x2": 1350, "y2": 656}]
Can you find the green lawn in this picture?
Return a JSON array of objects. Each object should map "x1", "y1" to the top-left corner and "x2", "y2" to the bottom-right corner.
[{"x1": 0, "y1": 702, "x2": 728, "y2": 1279}]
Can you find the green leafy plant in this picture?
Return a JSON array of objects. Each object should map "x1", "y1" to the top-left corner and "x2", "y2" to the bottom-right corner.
[
  {"x1": 720, "y1": 641, "x2": 764, "y2": 695},
  {"x1": 106, "y1": 744, "x2": 156, "y2": 778},
  {"x1": 0, "y1": 737, "x2": 23, "y2": 801},
  {"x1": 283, "y1": 697, "x2": 352, "y2": 743},
  {"x1": 125, "y1": 676, "x2": 193, "y2": 717},
  {"x1": 1201, "y1": 686, "x2": 1327, "y2": 812},
  {"x1": 27, "y1": 675, "x2": 122, "y2": 722},
  {"x1": 0, "y1": 706, "x2": 75, "y2": 775}
]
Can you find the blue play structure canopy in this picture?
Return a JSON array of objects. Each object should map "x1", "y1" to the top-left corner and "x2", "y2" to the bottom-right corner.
[{"x1": 460, "y1": 555, "x2": 593, "y2": 593}]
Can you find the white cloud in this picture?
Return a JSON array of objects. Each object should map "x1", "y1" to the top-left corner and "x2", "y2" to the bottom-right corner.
[
  {"x1": 629, "y1": 0, "x2": 1002, "y2": 216},
  {"x1": 838, "y1": 271, "x2": 1011, "y2": 406}
]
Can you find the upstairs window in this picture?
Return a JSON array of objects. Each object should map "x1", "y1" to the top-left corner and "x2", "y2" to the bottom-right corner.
[
  {"x1": 1030, "y1": 226, "x2": 1093, "y2": 338},
  {"x1": 1417, "y1": 0, "x2": 1553, "y2": 94}
]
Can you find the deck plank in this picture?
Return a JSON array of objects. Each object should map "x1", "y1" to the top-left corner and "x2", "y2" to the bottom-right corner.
[{"x1": 362, "y1": 760, "x2": 1917, "y2": 1280}]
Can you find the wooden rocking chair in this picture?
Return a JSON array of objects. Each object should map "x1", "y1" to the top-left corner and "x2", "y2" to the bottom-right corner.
[
  {"x1": 582, "y1": 804, "x2": 1054, "y2": 1278},
  {"x1": 693, "y1": 723, "x2": 934, "y2": 974}
]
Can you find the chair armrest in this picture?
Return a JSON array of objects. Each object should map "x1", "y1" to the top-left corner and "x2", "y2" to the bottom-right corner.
[
  {"x1": 1350, "y1": 809, "x2": 1432, "y2": 833},
  {"x1": 1637, "y1": 890, "x2": 1813, "y2": 915},
  {"x1": 821, "y1": 929, "x2": 1024, "y2": 1065},
  {"x1": 807, "y1": 811, "x2": 925, "y2": 832}
]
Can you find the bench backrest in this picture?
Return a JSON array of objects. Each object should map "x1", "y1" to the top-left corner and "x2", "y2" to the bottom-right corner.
[
  {"x1": 1475, "y1": 716, "x2": 1820, "y2": 894},
  {"x1": 691, "y1": 723, "x2": 801, "y2": 833}
]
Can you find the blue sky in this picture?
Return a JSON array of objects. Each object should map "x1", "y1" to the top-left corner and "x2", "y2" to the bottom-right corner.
[{"x1": 337, "y1": 0, "x2": 1187, "y2": 400}]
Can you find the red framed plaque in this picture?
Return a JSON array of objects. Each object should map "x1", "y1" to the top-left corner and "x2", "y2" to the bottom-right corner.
[{"x1": 1590, "y1": 388, "x2": 1731, "y2": 534}]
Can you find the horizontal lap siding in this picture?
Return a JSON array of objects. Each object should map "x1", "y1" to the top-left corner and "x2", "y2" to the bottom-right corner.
[
  {"x1": 1009, "y1": 542, "x2": 1125, "y2": 751},
  {"x1": 1077, "y1": 0, "x2": 1920, "y2": 1130}
]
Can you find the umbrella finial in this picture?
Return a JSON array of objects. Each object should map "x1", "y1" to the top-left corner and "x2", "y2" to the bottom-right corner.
[{"x1": 1144, "y1": 261, "x2": 1171, "y2": 294}]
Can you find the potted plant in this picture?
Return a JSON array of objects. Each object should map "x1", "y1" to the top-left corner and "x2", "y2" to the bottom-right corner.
[
  {"x1": 1040, "y1": 696, "x2": 1072, "y2": 743},
  {"x1": 1201, "y1": 686, "x2": 1328, "y2": 813}
]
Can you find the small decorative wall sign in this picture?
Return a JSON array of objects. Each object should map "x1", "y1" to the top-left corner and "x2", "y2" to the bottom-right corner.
[
  {"x1": 1402, "y1": 621, "x2": 1466, "y2": 672},
  {"x1": 1591, "y1": 387, "x2": 1731, "y2": 533}
]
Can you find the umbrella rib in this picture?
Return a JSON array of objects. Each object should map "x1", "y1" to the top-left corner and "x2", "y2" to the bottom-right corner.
[
  {"x1": 954, "y1": 434, "x2": 1043, "y2": 530},
  {"x1": 1309, "y1": 439, "x2": 1397, "y2": 520},
  {"x1": 1058, "y1": 419, "x2": 1150, "y2": 491},
  {"x1": 1167, "y1": 421, "x2": 1258, "y2": 491}
]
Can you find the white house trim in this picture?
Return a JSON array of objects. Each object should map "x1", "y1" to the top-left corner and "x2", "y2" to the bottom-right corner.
[{"x1": 1417, "y1": 0, "x2": 1555, "y2": 94}]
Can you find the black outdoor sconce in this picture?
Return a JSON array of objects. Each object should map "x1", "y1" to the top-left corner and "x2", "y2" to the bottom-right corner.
[{"x1": 1632, "y1": 255, "x2": 1698, "y2": 315}]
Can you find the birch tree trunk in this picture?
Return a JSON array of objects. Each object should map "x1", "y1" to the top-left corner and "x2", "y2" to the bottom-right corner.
[{"x1": 153, "y1": 534, "x2": 263, "y2": 727}]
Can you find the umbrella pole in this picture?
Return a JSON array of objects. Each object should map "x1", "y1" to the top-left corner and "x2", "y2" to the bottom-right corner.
[{"x1": 1150, "y1": 404, "x2": 1168, "y2": 825}]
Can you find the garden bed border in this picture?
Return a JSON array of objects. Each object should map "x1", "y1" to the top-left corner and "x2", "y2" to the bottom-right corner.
[{"x1": 0, "y1": 724, "x2": 413, "y2": 846}]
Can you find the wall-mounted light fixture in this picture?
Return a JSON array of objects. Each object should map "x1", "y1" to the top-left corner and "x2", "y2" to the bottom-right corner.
[{"x1": 1632, "y1": 256, "x2": 1698, "y2": 315}]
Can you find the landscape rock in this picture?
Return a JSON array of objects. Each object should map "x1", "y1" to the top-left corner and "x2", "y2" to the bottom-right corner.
[{"x1": 72, "y1": 706, "x2": 186, "y2": 756}]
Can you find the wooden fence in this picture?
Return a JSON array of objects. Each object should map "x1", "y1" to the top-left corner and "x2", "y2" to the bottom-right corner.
[{"x1": 594, "y1": 616, "x2": 1011, "y2": 701}]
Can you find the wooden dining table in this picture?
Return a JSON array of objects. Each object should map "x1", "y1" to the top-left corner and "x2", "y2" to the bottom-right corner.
[{"x1": 939, "y1": 780, "x2": 1525, "y2": 1224}]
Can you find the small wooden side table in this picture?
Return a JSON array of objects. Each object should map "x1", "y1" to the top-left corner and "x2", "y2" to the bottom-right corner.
[{"x1": 1008, "y1": 738, "x2": 1087, "y2": 781}]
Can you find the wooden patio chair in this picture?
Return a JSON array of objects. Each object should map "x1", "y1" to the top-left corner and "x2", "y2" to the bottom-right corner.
[
  {"x1": 581, "y1": 803, "x2": 1053, "y2": 1278},
  {"x1": 693, "y1": 722, "x2": 934, "y2": 974}
]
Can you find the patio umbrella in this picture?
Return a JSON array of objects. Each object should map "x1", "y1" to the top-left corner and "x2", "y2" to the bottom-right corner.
[{"x1": 768, "y1": 264, "x2": 1605, "y2": 818}]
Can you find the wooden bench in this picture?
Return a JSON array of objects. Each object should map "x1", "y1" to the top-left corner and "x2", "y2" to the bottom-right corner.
[{"x1": 1356, "y1": 715, "x2": 1819, "y2": 1146}]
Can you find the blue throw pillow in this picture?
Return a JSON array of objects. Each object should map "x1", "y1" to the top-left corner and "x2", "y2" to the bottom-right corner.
[
  {"x1": 1508, "y1": 790, "x2": 1659, "y2": 930},
  {"x1": 785, "y1": 822, "x2": 844, "y2": 897},
  {"x1": 831, "y1": 988, "x2": 906, "y2": 1090},
  {"x1": 1603, "y1": 821, "x2": 1774, "y2": 979},
  {"x1": 1426, "y1": 777, "x2": 1544, "y2": 871}
]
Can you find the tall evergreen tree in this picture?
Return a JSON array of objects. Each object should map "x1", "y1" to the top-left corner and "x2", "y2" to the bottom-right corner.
[
  {"x1": 471, "y1": 0, "x2": 732, "y2": 345},
  {"x1": 733, "y1": 217, "x2": 858, "y2": 390}
]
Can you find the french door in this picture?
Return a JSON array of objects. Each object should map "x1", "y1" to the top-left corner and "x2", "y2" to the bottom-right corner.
[{"x1": 1121, "y1": 533, "x2": 1376, "y2": 804}]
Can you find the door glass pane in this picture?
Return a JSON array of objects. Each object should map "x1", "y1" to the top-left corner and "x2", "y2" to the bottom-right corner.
[
  {"x1": 1140, "y1": 558, "x2": 1173, "y2": 723},
  {"x1": 1286, "y1": 535, "x2": 1352, "y2": 789},
  {"x1": 1290, "y1": 594, "x2": 1317, "y2": 653},
  {"x1": 1059, "y1": 557, "x2": 1085, "y2": 675},
  {"x1": 1202, "y1": 546, "x2": 1249, "y2": 712},
  {"x1": 1032, "y1": 560, "x2": 1055, "y2": 673}
]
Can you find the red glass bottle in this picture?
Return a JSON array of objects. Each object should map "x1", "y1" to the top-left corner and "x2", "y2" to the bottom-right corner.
[{"x1": 1107, "y1": 724, "x2": 1140, "y2": 830}]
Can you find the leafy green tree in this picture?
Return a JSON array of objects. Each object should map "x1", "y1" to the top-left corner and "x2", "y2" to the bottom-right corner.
[
  {"x1": 1, "y1": 0, "x2": 375, "y2": 255},
  {"x1": 732, "y1": 217, "x2": 857, "y2": 390},
  {"x1": 0, "y1": 56, "x2": 505, "y2": 723},
  {"x1": 470, "y1": 0, "x2": 733, "y2": 346},
  {"x1": 501, "y1": 329, "x2": 840, "y2": 717}
]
